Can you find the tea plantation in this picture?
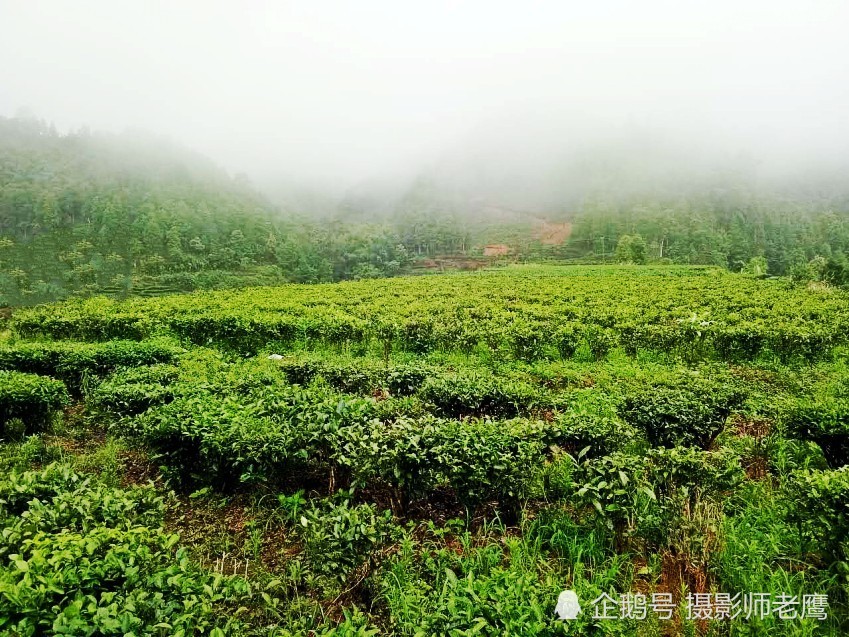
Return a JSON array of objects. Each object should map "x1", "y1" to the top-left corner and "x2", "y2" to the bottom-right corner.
[{"x1": 2, "y1": 265, "x2": 849, "y2": 635}]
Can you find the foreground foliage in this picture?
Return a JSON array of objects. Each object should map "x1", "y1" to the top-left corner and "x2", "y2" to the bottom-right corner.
[
  {"x1": 0, "y1": 465, "x2": 251, "y2": 635},
  {"x1": 0, "y1": 371, "x2": 68, "y2": 436},
  {"x1": 3, "y1": 266, "x2": 849, "y2": 635}
]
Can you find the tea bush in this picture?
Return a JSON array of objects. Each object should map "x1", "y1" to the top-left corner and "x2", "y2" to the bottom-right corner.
[
  {"x1": 89, "y1": 364, "x2": 180, "y2": 415},
  {"x1": 7, "y1": 266, "x2": 849, "y2": 633},
  {"x1": 335, "y1": 415, "x2": 554, "y2": 511},
  {"x1": 0, "y1": 371, "x2": 69, "y2": 437},
  {"x1": 0, "y1": 338, "x2": 184, "y2": 393},
  {"x1": 552, "y1": 409, "x2": 635, "y2": 458},
  {"x1": 276, "y1": 356, "x2": 436, "y2": 396},
  {"x1": 280, "y1": 491, "x2": 399, "y2": 583},
  {"x1": 783, "y1": 398, "x2": 849, "y2": 468},
  {"x1": 619, "y1": 376, "x2": 745, "y2": 448},
  {"x1": 0, "y1": 464, "x2": 249, "y2": 635},
  {"x1": 419, "y1": 373, "x2": 544, "y2": 418},
  {"x1": 573, "y1": 447, "x2": 743, "y2": 549},
  {"x1": 133, "y1": 385, "x2": 377, "y2": 489},
  {"x1": 783, "y1": 466, "x2": 849, "y2": 567},
  {"x1": 17, "y1": 266, "x2": 848, "y2": 363}
]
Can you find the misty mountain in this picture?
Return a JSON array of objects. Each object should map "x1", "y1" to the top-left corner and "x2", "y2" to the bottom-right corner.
[
  {"x1": 0, "y1": 116, "x2": 287, "y2": 301},
  {"x1": 0, "y1": 117, "x2": 417, "y2": 304},
  {"x1": 4, "y1": 111, "x2": 849, "y2": 308},
  {"x1": 261, "y1": 123, "x2": 849, "y2": 277}
]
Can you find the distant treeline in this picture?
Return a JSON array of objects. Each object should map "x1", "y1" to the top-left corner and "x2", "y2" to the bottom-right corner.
[
  {"x1": 570, "y1": 192, "x2": 849, "y2": 280},
  {"x1": 2, "y1": 115, "x2": 849, "y2": 305}
]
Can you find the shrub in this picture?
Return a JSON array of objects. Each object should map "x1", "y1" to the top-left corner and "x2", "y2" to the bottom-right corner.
[
  {"x1": 642, "y1": 446, "x2": 743, "y2": 546},
  {"x1": 552, "y1": 409, "x2": 634, "y2": 458},
  {"x1": 275, "y1": 358, "x2": 324, "y2": 386},
  {"x1": 505, "y1": 320, "x2": 548, "y2": 361},
  {"x1": 276, "y1": 357, "x2": 435, "y2": 396},
  {"x1": 783, "y1": 467, "x2": 849, "y2": 566},
  {"x1": 0, "y1": 464, "x2": 249, "y2": 635},
  {"x1": 336, "y1": 415, "x2": 553, "y2": 513},
  {"x1": 0, "y1": 338, "x2": 183, "y2": 393},
  {"x1": 89, "y1": 364, "x2": 180, "y2": 416},
  {"x1": 335, "y1": 416, "x2": 443, "y2": 503},
  {"x1": 646, "y1": 446, "x2": 744, "y2": 500},
  {"x1": 280, "y1": 491, "x2": 398, "y2": 583},
  {"x1": 782, "y1": 398, "x2": 849, "y2": 468},
  {"x1": 765, "y1": 327, "x2": 834, "y2": 363},
  {"x1": 0, "y1": 463, "x2": 161, "y2": 529},
  {"x1": 553, "y1": 322, "x2": 582, "y2": 358},
  {"x1": 572, "y1": 447, "x2": 743, "y2": 549},
  {"x1": 711, "y1": 326, "x2": 765, "y2": 361},
  {"x1": 431, "y1": 417, "x2": 550, "y2": 510},
  {"x1": 580, "y1": 324, "x2": 616, "y2": 360},
  {"x1": 420, "y1": 373, "x2": 542, "y2": 418},
  {"x1": 168, "y1": 312, "x2": 300, "y2": 353},
  {"x1": 133, "y1": 385, "x2": 376, "y2": 489},
  {"x1": 572, "y1": 452, "x2": 652, "y2": 545},
  {"x1": 12, "y1": 299, "x2": 152, "y2": 340},
  {"x1": 619, "y1": 376, "x2": 745, "y2": 449},
  {"x1": 383, "y1": 364, "x2": 435, "y2": 396},
  {"x1": 0, "y1": 371, "x2": 69, "y2": 436},
  {"x1": 402, "y1": 318, "x2": 437, "y2": 353}
]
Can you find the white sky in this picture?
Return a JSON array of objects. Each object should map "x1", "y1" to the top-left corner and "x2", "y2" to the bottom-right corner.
[{"x1": 1, "y1": 0, "x2": 848, "y2": 189}]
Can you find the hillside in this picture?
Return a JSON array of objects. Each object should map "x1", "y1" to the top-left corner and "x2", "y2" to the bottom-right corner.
[
  {"x1": 0, "y1": 117, "x2": 283, "y2": 301},
  {"x1": 5, "y1": 113, "x2": 849, "y2": 308},
  {"x1": 0, "y1": 117, "x2": 419, "y2": 305},
  {"x1": 376, "y1": 159, "x2": 849, "y2": 274}
]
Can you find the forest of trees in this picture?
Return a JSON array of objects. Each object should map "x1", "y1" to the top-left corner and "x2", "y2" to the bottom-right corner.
[
  {"x1": 0, "y1": 117, "x2": 418, "y2": 304},
  {"x1": 570, "y1": 192, "x2": 849, "y2": 277},
  {"x1": 3, "y1": 114, "x2": 849, "y2": 305}
]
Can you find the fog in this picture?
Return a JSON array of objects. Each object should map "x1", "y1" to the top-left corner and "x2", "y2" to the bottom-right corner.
[{"x1": 2, "y1": 0, "x2": 848, "y2": 210}]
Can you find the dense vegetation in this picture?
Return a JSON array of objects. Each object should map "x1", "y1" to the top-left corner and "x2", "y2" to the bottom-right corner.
[
  {"x1": 4, "y1": 115, "x2": 849, "y2": 306},
  {"x1": 0, "y1": 117, "x2": 415, "y2": 304},
  {"x1": 2, "y1": 265, "x2": 849, "y2": 635},
  {"x1": 570, "y1": 193, "x2": 849, "y2": 277},
  {"x1": 14, "y1": 266, "x2": 849, "y2": 363}
]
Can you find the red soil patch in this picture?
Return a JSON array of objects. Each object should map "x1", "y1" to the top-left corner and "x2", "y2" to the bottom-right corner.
[{"x1": 534, "y1": 221, "x2": 572, "y2": 245}]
